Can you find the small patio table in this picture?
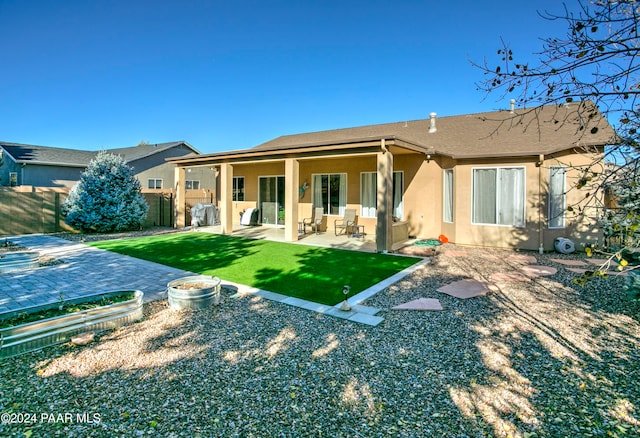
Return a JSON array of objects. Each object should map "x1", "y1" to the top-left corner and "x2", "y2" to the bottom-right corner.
[{"x1": 351, "y1": 225, "x2": 365, "y2": 240}]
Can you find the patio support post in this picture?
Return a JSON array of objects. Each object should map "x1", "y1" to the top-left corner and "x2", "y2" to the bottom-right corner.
[
  {"x1": 220, "y1": 163, "x2": 233, "y2": 235},
  {"x1": 284, "y1": 158, "x2": 299, "y2": 242},
  {"x1": 376, "y1": 142, "x2": 394, "y2": 252},
  {"x1": 174, "y1": 166, "x2": 186, "y2": 228}
]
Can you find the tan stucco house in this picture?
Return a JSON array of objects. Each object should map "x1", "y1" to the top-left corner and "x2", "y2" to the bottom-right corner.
[{"x1": 169, "y1": 102, "x2": 616, "y2": 252}]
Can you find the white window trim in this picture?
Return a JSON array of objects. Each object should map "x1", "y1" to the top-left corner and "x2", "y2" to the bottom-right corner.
[
  {"x1": 471, "y1": 166, "x2": 526, "y2": 228},
  {"x1": 9, "y1": 172, "x2": 18, "y2": 187},
  {"x1": 548, "y1": 166, "x2": 566, "y2": 229},
  {"x1": 443, "y1": 169, "x2": 454, "y2": 223},
  {"x1": 393, "y1": 171, "x2": 404, "y2": 220},
  {"x1": 185, "y1": 180, "x2": 200, "y2": 190},
  {"x1": 360, "y1": 171, "x2": 376, "y2": 218},
  {"x1": 232, "y1": 176, "x2": 245, "y2": 202},
  {"x1": 359, "y1": 171, "x2": 404, "y2": 219},
  {"x1": 312, "y1": 172, "x2": 347, "y2": 216},
  {"x1": 147, "y1": 178, "x2": 163, "y2": 189}
]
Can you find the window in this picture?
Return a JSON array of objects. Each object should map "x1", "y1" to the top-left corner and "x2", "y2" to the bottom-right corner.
[
  {"x1": 472, "y1": 167, "x2": 525, "y2": 227},
  {"x1": 232, "y1": 176, "x2": 245, "y2": 201},
  {"x1": 443, "y1": 169, "x2": 454, "y2": 223},
  {"x1": 185, "y1": 180, "x2": 200, "y2": 190},
  {"x1": 548, "y1": 166, "x2": 566, "y2": 228},
  {"x1": 9, "y1": 172, "x2": 17, "y2": 187},
  {"x1": 393, "y1": 172, "x2": 403, "y2": 219},
  {"x1": 147, "y1": 178, "x2": 163, "y2": 189},
  {"x1": 361, "y1": 173, "x2": 377, "y2": 218},
  {"x1": 359, "y1": 171, "x2": 404, "y2": 219},
  {"x1": 313, "y1": 173, "x2": 346, "y2": 216}
]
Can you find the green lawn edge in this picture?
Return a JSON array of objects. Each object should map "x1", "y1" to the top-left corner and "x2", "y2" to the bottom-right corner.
[{"x1": 90, "y1": 233, "x2": 420, "y2": 305}]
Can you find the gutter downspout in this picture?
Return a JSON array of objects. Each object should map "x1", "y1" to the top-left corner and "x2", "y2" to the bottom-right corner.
[{"x1": 537, "y1": 154, "x2": 544, "y2": 254}]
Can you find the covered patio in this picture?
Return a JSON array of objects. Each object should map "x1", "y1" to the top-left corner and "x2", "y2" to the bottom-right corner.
[
  {"x1": 192, "y1": 222, "x2": 381, "y2": 253},
  {"x1": 169, "y1": 136, "x2": 429, "y2": 253}
]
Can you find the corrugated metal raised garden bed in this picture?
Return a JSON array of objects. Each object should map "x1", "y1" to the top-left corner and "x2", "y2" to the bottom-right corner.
[{"x1": 0, "y1": 290, "x2": 144, "y2": 359}]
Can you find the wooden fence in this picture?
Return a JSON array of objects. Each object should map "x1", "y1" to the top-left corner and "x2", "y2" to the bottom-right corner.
[
  {"x1": 0, "y1": 188, "x2": 216, "y2": 236},
  {"x1": 0, "y1": 190, "x2": 71, "y2": 235}
]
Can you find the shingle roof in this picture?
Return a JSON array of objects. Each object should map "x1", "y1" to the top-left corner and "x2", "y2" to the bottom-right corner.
[
  {"x1": 0, "y1": 141, "x2": 196, "y2": 166},
  {"x1": 251, "y1": 101, "x2": 617, "y2": 159},
  {"x1": 108, "y1": 142, "x2": 196, "y2": 161},
  {"x1": 0, "y1": 143, "x2": 97, "y2": 167}
]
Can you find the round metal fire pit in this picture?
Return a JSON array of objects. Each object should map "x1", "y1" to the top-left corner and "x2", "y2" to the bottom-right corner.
[{"x1": 167, "y1": 275, "x2": 221, "y2": 310}]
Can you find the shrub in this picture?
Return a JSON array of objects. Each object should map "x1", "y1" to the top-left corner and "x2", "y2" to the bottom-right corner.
[{"x1": 62, "y1": 151, "x2": 148, "y2": 232}]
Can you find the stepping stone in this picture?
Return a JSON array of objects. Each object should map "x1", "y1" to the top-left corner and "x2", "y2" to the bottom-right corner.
[
  {"x1": 566, "y1": 267, "x2": 589, "y2": 274},
  {"x1": 484, "y1": 254, "x2": 537, "y2": 264},
  {"x1": 520, "y1": 265, "x2": 558, "y2": 277},
  {"x1": 549, "y1": 258, "x2": 588, "y2": 267},
  {"x1": 490, "y1": 272, "x2": 531, "y2": 283},
  {"x1": 392, "y1": 298, "x2": 443, "y2": 311},
  {"x1": 586, "y1": 258, "x2": 619, "y2": 267},
  {"x1": 510, "y1": 255, "x2": 538, "y2": 264},
  {"x1": 437, "y1": 279, "x2": 490, "y2": 299},
  {"x1": 566, "y1": 267, "x2": 629, "y2": 277}
]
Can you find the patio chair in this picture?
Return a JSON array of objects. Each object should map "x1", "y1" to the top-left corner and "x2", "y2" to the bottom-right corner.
[
  {"x1": 303, "y1": 207, "x2": 324, "y2": 234},
  {"x1": 334, "y1": 208, "x2": 356, "y2": 236}
]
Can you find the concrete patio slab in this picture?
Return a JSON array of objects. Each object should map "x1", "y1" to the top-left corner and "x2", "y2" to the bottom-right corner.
[
  {"x1": 392, "y1": 298, "x2": 443, "y2": 311},
  {"x1": 437, "y1": 279, "x2": 491, "y2": 299}
]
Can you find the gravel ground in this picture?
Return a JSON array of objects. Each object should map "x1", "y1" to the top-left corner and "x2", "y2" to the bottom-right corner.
[
  {"x1": 49, "y1": 227, "x2": 182, "y2": 243},
  {"x1": 1, "y1": 234, "x2": 639, "y2": 437}
]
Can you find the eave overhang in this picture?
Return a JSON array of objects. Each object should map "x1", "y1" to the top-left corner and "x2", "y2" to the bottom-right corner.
[{"x1": 167, "y1": 136, "x2": 431, "y2": 167}]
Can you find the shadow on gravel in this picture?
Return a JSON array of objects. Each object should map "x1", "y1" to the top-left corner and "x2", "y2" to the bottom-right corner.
[{"x1": 3, "y1": 245, "x2": 639, "y2": 437}]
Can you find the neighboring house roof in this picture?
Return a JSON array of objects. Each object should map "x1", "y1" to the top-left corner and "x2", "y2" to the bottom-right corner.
[
  {"x1": 0, "y1": 143, "x2": 97, "y2": 167},
  {"x1": 0, "y1": 141, "x2": 197, "y2": 167},
  {"x1": 171, "y1": 101, "x2": 616, "y2": 165},
  {"x1": 108, "y1": 142, "x2": 197, "y2": 162}
]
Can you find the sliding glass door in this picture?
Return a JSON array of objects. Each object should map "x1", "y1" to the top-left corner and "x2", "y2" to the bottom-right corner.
[{"x1": 258, "y1": 176, "x2": 285, "y2": 225}]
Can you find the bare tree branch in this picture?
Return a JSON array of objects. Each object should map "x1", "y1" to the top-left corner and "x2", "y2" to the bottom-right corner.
[{"x1": 473, "y1": 0, "x2": 640, "y2": 290}]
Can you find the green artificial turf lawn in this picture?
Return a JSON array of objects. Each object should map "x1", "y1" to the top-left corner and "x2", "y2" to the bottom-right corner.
[{"x1": 90, "y1": 233, "x2": 420, "y2": 305}]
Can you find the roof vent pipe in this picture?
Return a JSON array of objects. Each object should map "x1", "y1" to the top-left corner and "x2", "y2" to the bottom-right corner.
[
  {"x1": 428, "y1": 112, "x2": 437, "y2": 133},
  {"x1": 510, "y1": 99, "x2": 516, "y2": 114}
]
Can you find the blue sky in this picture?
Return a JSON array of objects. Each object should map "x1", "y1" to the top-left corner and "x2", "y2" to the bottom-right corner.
[{"x1": 0, "y1": 0, "x2": 567, "y2": 153}]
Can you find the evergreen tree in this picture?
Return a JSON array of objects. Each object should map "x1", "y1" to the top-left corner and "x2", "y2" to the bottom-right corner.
[{"x1": 62, "y1": 151, "x2": 148, "y2": 232}]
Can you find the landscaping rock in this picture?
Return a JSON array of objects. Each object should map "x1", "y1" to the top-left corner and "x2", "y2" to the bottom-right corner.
[{"x1": 71, "y1": 331, "x2": 95, "y2": 346}]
